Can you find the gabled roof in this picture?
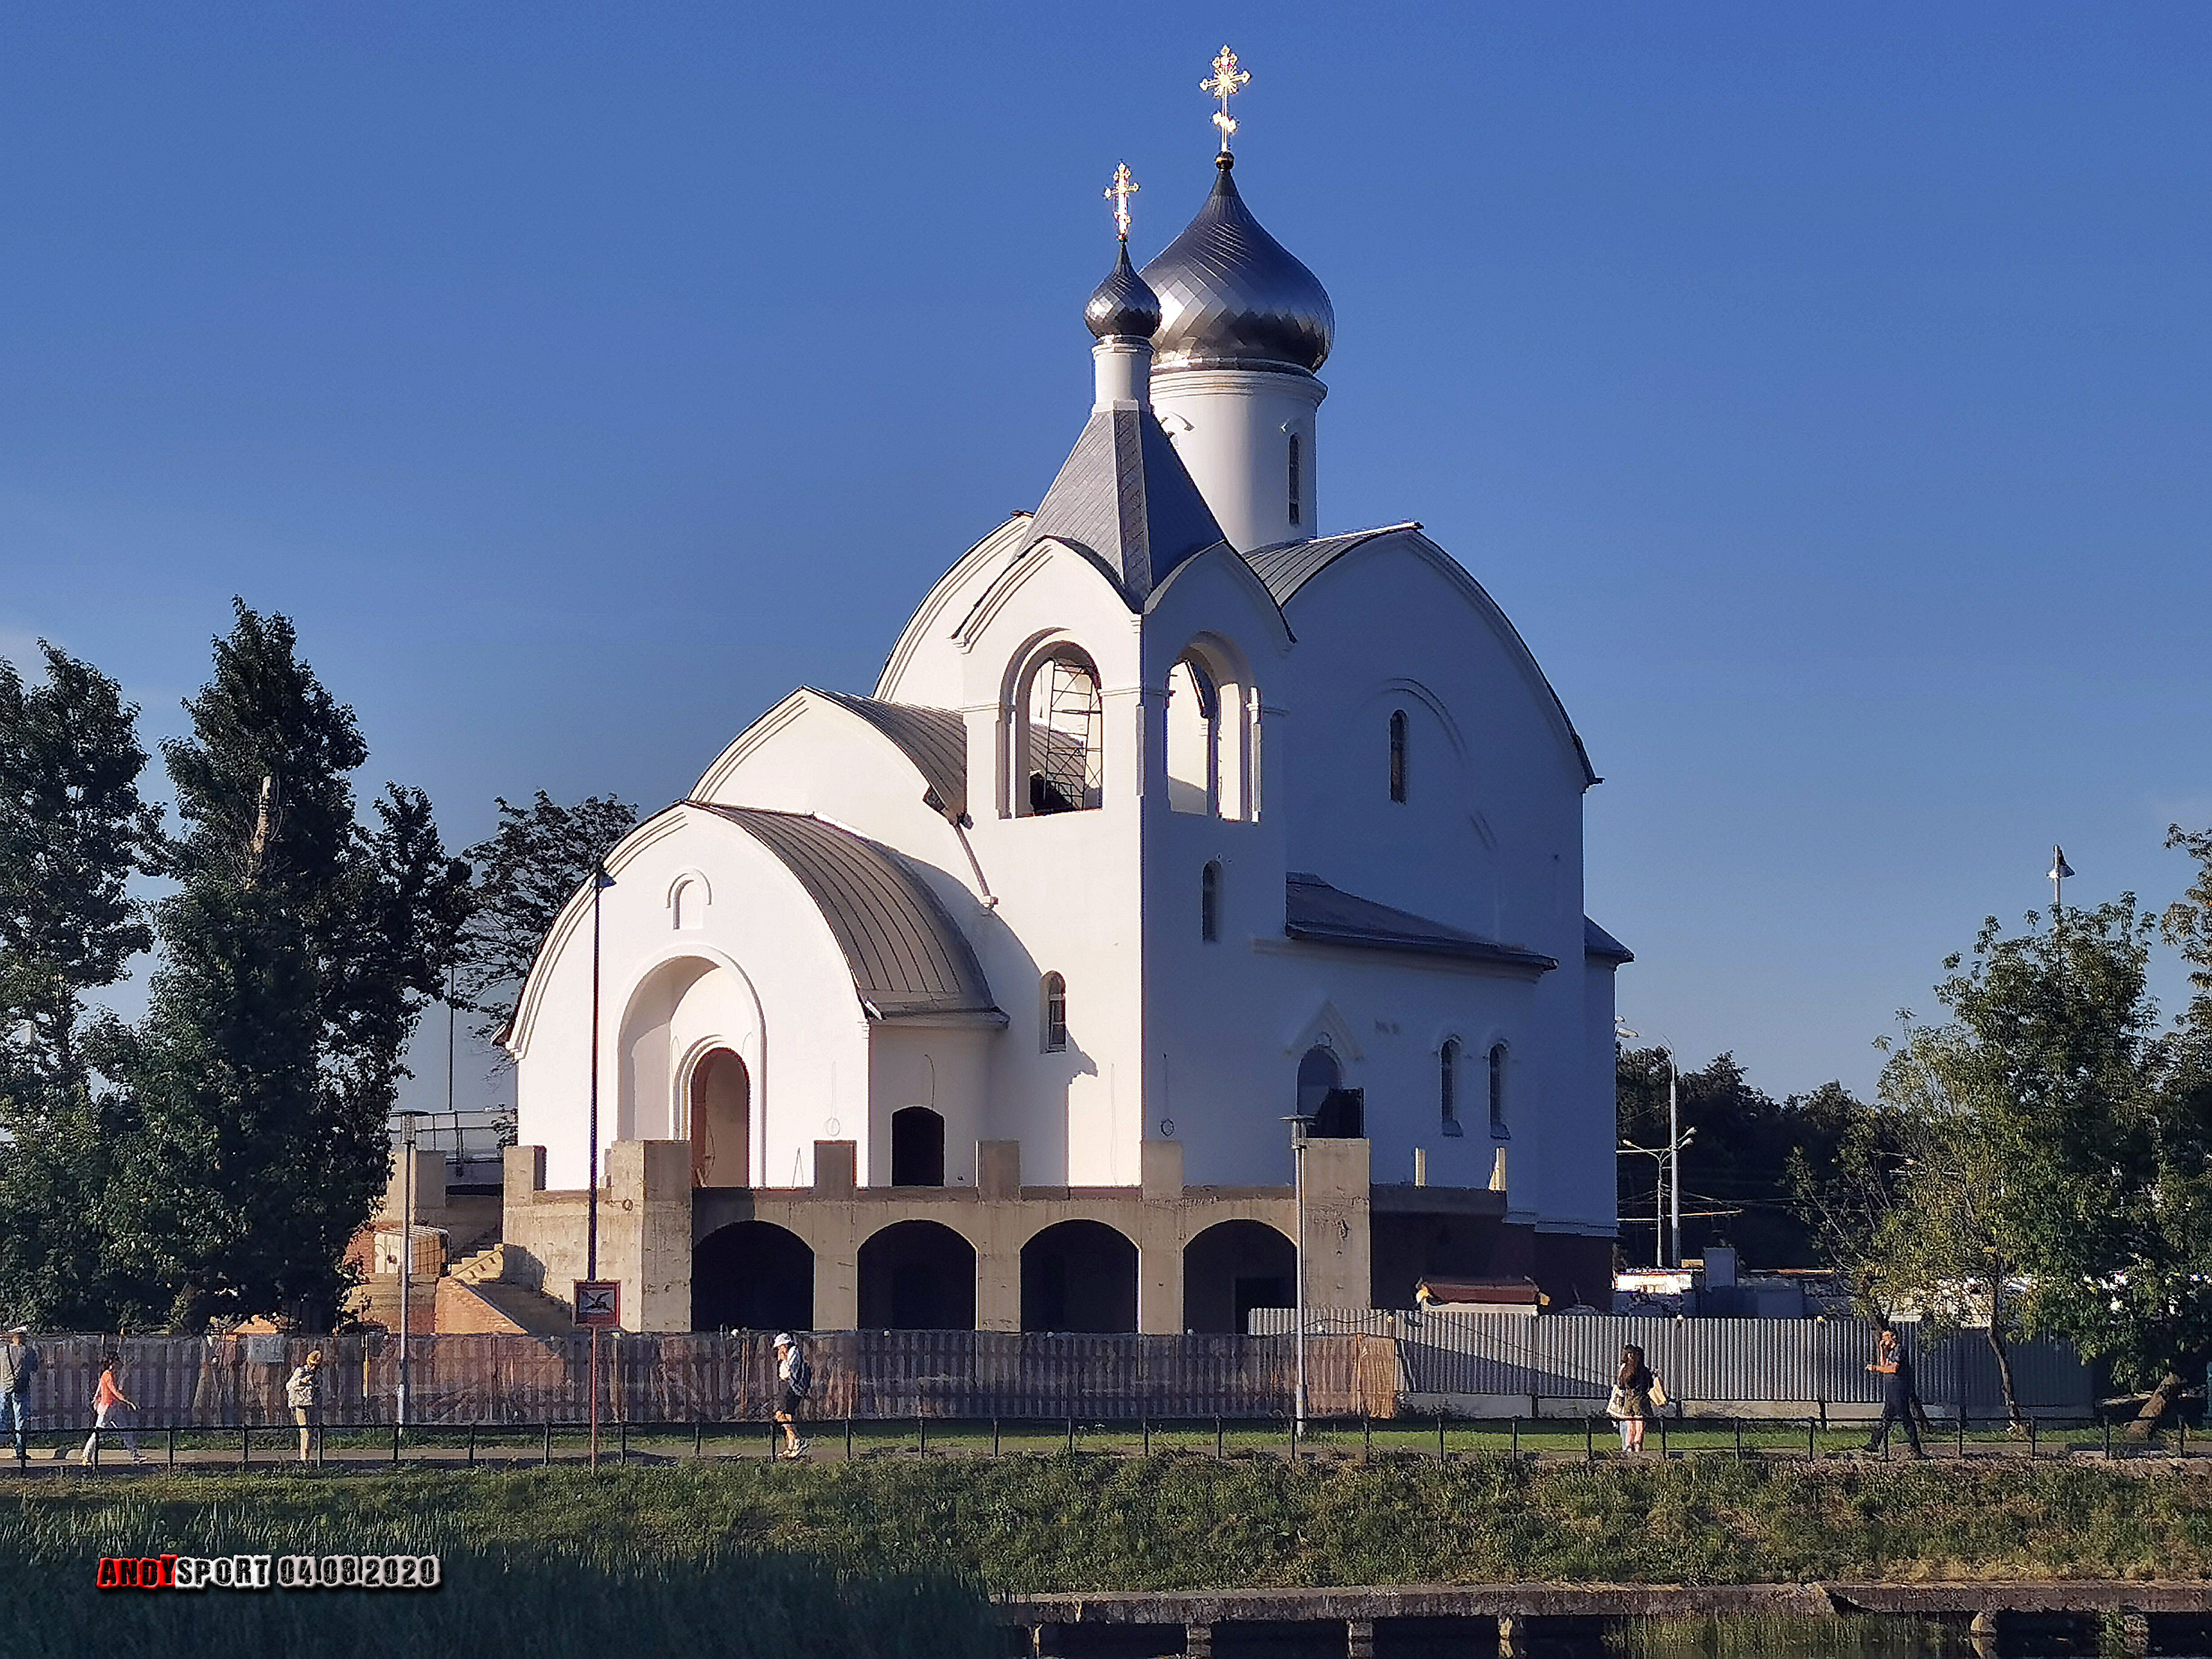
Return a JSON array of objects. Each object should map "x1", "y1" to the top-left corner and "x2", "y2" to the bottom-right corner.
[
  {"x1": 808, "y1": 689, "x2": 967, "y2": 823},
  {"x1": 1284, "y1": 873, "x2": 1558, "y2": 974},
  {"x1": 689, "y1": 804, "x2": 1002, "y2": 1023},
  {"x1": 1026, "y1": 405, "x2": 1230, "y2": 603},
  {"x1": 1584, "y1": 916, "x2": 1635, "y2": 965}
]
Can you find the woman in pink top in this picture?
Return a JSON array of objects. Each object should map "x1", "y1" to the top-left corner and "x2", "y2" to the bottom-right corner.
[{"x1": 78, "y1": 1356, "x2": 142, "y2": 1464}]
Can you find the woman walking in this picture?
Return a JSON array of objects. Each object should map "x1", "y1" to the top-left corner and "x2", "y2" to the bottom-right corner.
[
  {"x1": 1607, "y1": 1344, "x2": 1664, "y2": 1454},
  {"x1": 286, "y1": 1350, "x2": 323, "y2": 1465},
  {"x1": 78, "y1": 1355, "x2": 142, "y2": 1464}
]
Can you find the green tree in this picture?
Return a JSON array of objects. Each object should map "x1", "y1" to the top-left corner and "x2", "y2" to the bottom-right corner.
[
  {"x1": 1617, "y1": 1047, "x2": 1863, "y2": 1269},
  {"x1": 0, "y1": 644, "x2": 161, "y2": 1326},
  {"x1": 99, "y1": 605, "x2": 469, "y2": 1329},
  {"x1": 453, "y1": 791, "x2": 638, "y2": 1051}
]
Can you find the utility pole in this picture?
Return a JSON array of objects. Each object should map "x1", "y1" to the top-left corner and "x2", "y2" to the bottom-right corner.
[
  {"x1": 586, "y1": 863, "x2": 613, "y2": 1469},
  {"x1": 1283, "y1": 1112, "x2": 1312, "y2": 1437}
]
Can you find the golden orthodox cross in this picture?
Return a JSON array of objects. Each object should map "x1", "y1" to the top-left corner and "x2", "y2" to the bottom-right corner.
[
  {"x1": 1104, "y1": 163, "x2": 1139, "y2": 241},
  {"x1": 1202, "y1": 45, "x2": 1249, "y2": 150}
]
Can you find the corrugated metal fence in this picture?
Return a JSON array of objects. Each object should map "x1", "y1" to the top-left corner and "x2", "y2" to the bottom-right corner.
[
  {"x1": 1250, "y1": 1311, "x2": 2096, "y2": 1416},
  {"x1": 16, "y1": 1330, "x2": 1397, "y2": 1427}
]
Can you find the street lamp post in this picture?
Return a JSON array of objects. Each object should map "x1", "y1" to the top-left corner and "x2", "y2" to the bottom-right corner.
[
  {"x1": 1616, "y1": 1021, "x2": 1688, "y2": 1269},
  {"x1": 586, "y1": 863, "x2": 613, "y2": 1469},
  {"x1": 1282, "y1": 1112, "x2": 1313, "y2": 1439},
  {"x1": 393, "y1": 1109, "x2": 431, "y2": 1432}
]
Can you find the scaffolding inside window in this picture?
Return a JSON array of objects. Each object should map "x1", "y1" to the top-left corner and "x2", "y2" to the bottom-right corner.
[{"x1": 1027, "y1": 656, "x2": 1102, "y2": 814}]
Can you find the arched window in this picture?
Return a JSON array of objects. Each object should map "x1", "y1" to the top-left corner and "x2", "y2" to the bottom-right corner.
[
  {"x1": 1166, "y1": 657, "x2": 1219, "y2": 816},
  {"x1": 1201, "y1": 860, "x2": 1221, "y2": 942},
  {"x1": 1439, "y1": 1039, "x2": 1462, "y2": 1135},
  {"x1": 1041, "y1": 972, "x2": 1068, "y2": 1053},
  {"x1": 1389, "y1": 710, "x2": 1408, "y2": 803},
  {"x1": 1287, "y1": 434, "x2": 1302, "y2": 528},
  {"x1": 1296, "y1": 1044, "x2": 1364, "y2": 1139},
  {"x1": 1022, "y1": 652, "x2": 1103, "y2": 815},
  {"x1": 1488, "y1": 1042, "x2": 1508, "y2": 1135},
  {"x1": 671, "y1": 877, "x2": 703, "y2": 930}
]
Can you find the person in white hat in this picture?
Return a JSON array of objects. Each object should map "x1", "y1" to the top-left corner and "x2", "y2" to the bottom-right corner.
[{"x1": 771, "y1": 1333, "x2": 812, "y2": 1460}]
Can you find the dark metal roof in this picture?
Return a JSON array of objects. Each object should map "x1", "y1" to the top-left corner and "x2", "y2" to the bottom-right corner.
[
  {"x1": 1027, "y1": 404, "x2": 1228, "y2": 602},
  {"x1": 1584, "y1": 916, "x2": 1634, "y2": 965},
  {"x1": 1140, "y1": 154, "x2": 1334, "y2": 375},
  {"x1": 1242, "y1": 522, "x2": 1421, "y2": 605},
  {"x1": 808, "y1": 689, "x2": 967, "y2": 823},
  {"x1": 690, "y1": 804, "x2": 1001, "y2": 1022},
  {"x1": 1085, "y1": 241, "x2": 1162, "y2": 340},
  {"x1": 1284, "y1": 873, "x2": 1557, "y2": 974}
]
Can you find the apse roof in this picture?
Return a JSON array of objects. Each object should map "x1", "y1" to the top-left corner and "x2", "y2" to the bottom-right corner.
[
  {"x1": 1026, "y1": 404, "x2": 1230, "y2": 603},
  {"x1": 1284, "y1": 873, "x2": 1558, "y2": 974},
  {"x1": 809, "y1": 689, "x2": 968, "y2": 823},
  {"x1": 1584, "y1": 916, "x2": 1635, "y2": 965},
  {"x1": 1241, "y1": 522, "x2": 1421, "y2": 605},
  {"x1": 690, "y1": 804, "x2": 1001, "y2": 1022}
]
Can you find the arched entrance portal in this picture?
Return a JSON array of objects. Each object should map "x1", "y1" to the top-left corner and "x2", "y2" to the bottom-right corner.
[
  {"x1": 692, "y1": 1221, "x2": 813, "y2": 1332},
  {"x1": 1020, "y1": 1220, "x2": 1138, "y2": 1333},
  {"x1": 857, "y1": 1220, "x2": 976, "y2": 1330},
  {"x1": 891, "y1": 1106, "x2": 945, "y2": 1187},
  {"x1": 1183, "y1": 1220, "x2": 1297, "y2": 1335},
  {"x1": 689, "y1": 1048, "x2": 750, "y2": 1187}
]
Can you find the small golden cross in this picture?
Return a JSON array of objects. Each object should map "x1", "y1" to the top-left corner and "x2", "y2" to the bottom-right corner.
[
  {"x1": 1104, "y1": 163, "x2": 1139, "y2": 241},
  {"x1": 1202, "y1": 45, "x2": 1249, "y2": 150}
]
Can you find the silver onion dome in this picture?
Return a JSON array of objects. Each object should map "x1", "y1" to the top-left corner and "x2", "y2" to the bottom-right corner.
[
  {"x1": 1084, "y1": 243, "x2": 1162, "y2": 340},
  {"x1": 1139, "y1": 153, "x2": 1333, "y2": 374}
]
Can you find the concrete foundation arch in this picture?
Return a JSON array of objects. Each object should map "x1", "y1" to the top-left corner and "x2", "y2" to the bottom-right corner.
[
  {"x1": 692, "y1": 1221, "x2": 813, "y2": 1333},
  {"x1": 1183, "y1": 1219, "x2": 1297, "y2": 1335},
  {"x1": 1019, "y1": 1219, "x2": 1138, "y2": 1333},
  {"x1": 858, "y1": 1219, "x2": 977, "y2": 1330}
]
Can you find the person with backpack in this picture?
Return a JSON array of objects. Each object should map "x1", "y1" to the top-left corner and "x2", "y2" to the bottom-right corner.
[
  {"x1": 1, "y1": 1327, "x2": 38, "y2": 1467},
  {"x1": 286, "y1": 1350, "x2": 324, "y2": 1465},
  {"x1": 773, "y1": 1333, "x2": 812, "y2": 1460}
]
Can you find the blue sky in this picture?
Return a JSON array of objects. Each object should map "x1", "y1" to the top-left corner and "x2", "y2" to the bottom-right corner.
[{"x1": 5, "y1": 3, "x2": 2208, "y2": 1113}]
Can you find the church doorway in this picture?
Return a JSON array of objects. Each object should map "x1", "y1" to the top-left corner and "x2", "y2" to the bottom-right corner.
[
  {"x1": 689, "y1": 1048, "x2": 750, "y2": 1187},
  {"x1": 1019, "y1": 1220, "x2": 1138, "y2": 1333},
  {"x1": 1183, "y1": 1220, "x2": 1296, "y2": 1334},
  {"x1": 1296, "y1": 1044, "x2": 1364, "y2": 1139},
  {"x1": 890, "y1": 1106, "x2": 945, "y2": 1187},
  {"x1": 691, "y1": 1221, "x2": 813, "y2": 1332},
  {"x1": 857, "y1": 1220, "x2": 976, "y2": 1330}
]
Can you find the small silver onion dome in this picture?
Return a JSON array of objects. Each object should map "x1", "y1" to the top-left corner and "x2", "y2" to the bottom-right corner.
[
  {"x1": 1085, "y1": 243, "x2": 1162, "y2": 340},
  {"x1": 1139, "y1": 153, "x2": 1333, "y2": 374}
]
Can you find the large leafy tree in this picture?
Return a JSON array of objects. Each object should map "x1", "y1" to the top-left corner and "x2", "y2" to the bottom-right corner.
[
  {"x1": 100, "y1": 605, "x2": 469, "y2": 1329},
  {"x1": 1858, "y1": 871, "x2": 2212, "y2": 1439},
  {"x1": 0, "y1": 645, "x2": 162, "y2": 1326},
  {"x1": 452, "y1": 791, "x2": 637, "y2": 1051}
]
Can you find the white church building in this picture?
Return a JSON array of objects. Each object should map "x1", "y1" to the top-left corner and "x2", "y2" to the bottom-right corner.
[{"x1": 497, "y1": 65, "x2": 1630, "y2": 1335}]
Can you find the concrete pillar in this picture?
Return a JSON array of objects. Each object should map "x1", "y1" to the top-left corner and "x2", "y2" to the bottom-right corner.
[
  {"x1": 603, "y1": 1139, "x2": 692, "y2": 1332},
  {"x1": 384, "y1": 1148, "x2": 448, "y2": 1232},
  {"x1": 1346, "y1": 1619, "x2": 1375, "y2": 1658},
  {"x1": 1138, "y1": 1141, "x2": 1185, "y2": 1334},
  {"x1": 1184, "y1": 1625, "x2": 1211, "y2": 1658},
  {"x1": 1301, "y1": 1137, "x2": 1373, "y2": 1307},
  {"x1": 977, "y1": 1229, "x2": 1021, "y2": 1333},
  {"x1": 979, "y1": 1139, "x2": 1022, "y2": 1198},
  {"x1": 813, "y1": 1224, "x2": 859, "y2": 1332}
]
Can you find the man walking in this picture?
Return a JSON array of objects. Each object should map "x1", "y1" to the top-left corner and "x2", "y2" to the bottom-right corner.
[
  {"x1": 0, "y1": 1327, "x2": 37, "y2": 1468},
  {"x1": 1865, "y1": 1328, "x2": 1927, "y2": 1458},
  {"x1": 773, "y1": 1333, "x2": 813, "y2": 1460}
]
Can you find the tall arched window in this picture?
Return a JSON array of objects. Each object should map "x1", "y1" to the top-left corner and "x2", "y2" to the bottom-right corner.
[
  {"x1": 1389, "y1": 710, "x2": 1408, "y2": 803},
  {"x1": 1287, "y1": 434, "x2": 1302, "y2": 528},
  {"x1": 1019, "y1": 650, "x2": 1104, "y2": 816},
  {"x1": 1488, "y1": 1042, "x2": 1508, "y2": 1135},
  {"x1": 1041, "y1": 972, "x2": 1068, "y2": 1053},
  {"x1": 891, "y1": 1106, "x2": 945, "y2": 1187},
  {"x1": 1166, "y1": 658, "x2": 1219, "y2": 816},
  {"x1": 1439, "y1": 1039, "x2": 1461, "y2": 1135},
  {"x1": 1200, "y1": 860, "x2": 1221, "y2": 942}
]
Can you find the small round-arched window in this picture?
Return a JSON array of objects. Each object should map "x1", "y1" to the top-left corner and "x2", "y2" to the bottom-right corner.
[
  {"x1": 1041, "y1": 972, "x2": 1068, "y2": 1053},
  {"x1": 1389, "y1": 710, "x2": 1408, "y2": 803},
  {"x1": 1488, "y1": 1042, "x2": 1509, "y2": 1134},
  {"x1": 1440, "y1": 1038, "x2": 1461, "y2": 1133},
  {"x1": 1200, "y1": 860, "x2": 1221, "y2": 943}
]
